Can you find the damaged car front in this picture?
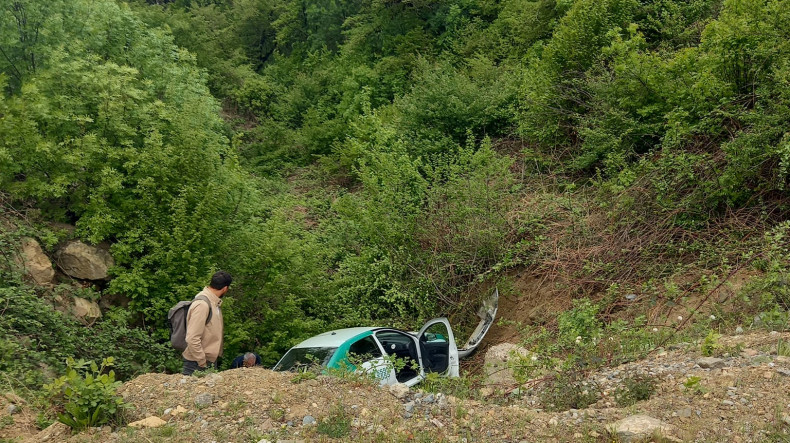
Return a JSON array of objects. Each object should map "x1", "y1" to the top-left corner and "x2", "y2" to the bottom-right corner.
[{"x1": 273, "y1": 289, "x2": 499, "y2": 386}]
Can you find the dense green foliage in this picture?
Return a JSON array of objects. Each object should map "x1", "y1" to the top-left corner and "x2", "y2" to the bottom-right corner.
[{"x1": 2, "y1": 0, "x2": 790, "y2": 400}]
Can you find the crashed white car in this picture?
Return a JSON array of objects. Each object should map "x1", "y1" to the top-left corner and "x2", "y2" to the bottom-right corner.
[{"x1": 273, "y1": 290, "x2": 498, "y2": 386}]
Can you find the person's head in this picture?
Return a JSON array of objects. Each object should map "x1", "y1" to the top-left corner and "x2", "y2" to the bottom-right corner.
[
  {"x1": 209, "y1": 271, "x2": 232, "y2": 296},
  {"x1": 243, "y1": 352, "x2": 257, "y2": 368}
]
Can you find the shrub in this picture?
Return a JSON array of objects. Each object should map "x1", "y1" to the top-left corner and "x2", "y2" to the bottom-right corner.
[
  {"x1": 701, "y1": 331, "x2": 721, "y2": 357},
  {"x1": 539, "y1": 371, "x2": 600, "y2": 411},
  {"x1": 44, "y1": 357, "x2": 126, "y2": 431},
  {"x1": 614, "y1": 372, "x2": 657, "y2": 406},
  {"x1": 557, "y1": 298, "x2": 602, "y2": 346}
]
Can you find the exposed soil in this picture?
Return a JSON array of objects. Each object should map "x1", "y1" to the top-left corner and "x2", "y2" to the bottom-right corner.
[{"x1": 15, "y1": 330, "x2": 790, "y2": 443}]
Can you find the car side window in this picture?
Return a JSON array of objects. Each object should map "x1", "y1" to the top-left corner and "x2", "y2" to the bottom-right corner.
[{"x1": 348, "y1": 336, "x2": 382, "y2": 359}]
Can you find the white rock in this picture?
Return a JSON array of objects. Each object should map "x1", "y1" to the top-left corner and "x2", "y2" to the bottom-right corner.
[
  {"x1": 388, "y1": 383, "x2": 410, "y2": 400},
  {"x1": 128, "y1": 416, "x2": 167, "y2": 428},
  {"x1": 72, "y1": 296, "x2": 102, "y2": 323},
  {"x1": 609, "y1": 415, "x2": 676, "y2": 442},
  {"x1": 484, "y1": 343, "x2": 531, "y2": 385},
  {"x1": 17, "y1": 237, "x2": 55, "y2": 286}
]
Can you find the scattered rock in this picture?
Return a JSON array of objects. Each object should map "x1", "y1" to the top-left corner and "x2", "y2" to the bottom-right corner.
[
  {"x1": 204, "y1": 373, "x2": 223, "y2": 387},
  {"x1": 423, "y1": 393, "x2": 435, "y2": 404},
  {"x1": 677, "y1": 408, "x2": 692, "y2": 418},
  {"x1": 484, "y1": 343, "x2": 531, "y2": 385},
  {"x1": 777, "y1": 368, "x2": 790, "y2": 377},
  {"x1": 697, "y1": 357, "x2": 725, "y2": 369},
  {"x1": 735, "y1": 326, "x2": 744, "y2": 335},
  {"x1": 721, "y1": 400, "x2": 734, "y2": 406},
  {"x1": 404, "y1": 401, "x2": 415, "y2": 413},
  {"x1": 7, "y1": 404, "x2": 21, "y2": 415},
  {"x1": 302, "y1": 415, "x2": 316, "y2": 426},
  {"x1": 17, "y1": 237, "x2": 55, "y2": 286},
  {"x1": 609, "y1": 415, "x2": 676, "y2": 442},
  {"x1": 194, "y1": 393, "x2": 213, "y2": 407},
  {"x1": 72, "y1": 296, "x2": 102, "y2": 323},
  {"x1": 56, "y1": 240, "x2": 114, "y2": 280},
  {"x1": 25, "y1": 422, "x2": 71, "y2": 442},
  {"x1": 129, "y1": 416, "x2": 167, "y2": 428},
  {"x1": 388, "y1": 383, "x2": 410, "y2": 400}
]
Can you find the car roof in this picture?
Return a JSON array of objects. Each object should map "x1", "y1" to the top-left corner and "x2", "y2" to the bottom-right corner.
[{"x1": 292, "y1": 327, "x2": 382, "y2": 348}]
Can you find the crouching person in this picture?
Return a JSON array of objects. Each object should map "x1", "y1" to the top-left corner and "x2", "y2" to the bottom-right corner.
[
  {"x1": 182, "y1": 271, "x2": 232, "y2": 375},
  {"x1": 231, "y1": 352, "x2": 261, "y2": 369}
]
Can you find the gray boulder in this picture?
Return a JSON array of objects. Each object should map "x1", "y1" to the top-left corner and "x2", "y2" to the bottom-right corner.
[
  {"x1": 56, "y1": 241, "x2": 114, "y2": 280},
  {"x1": 697, "y1": 357, "x2": 725, "y2": 369}
]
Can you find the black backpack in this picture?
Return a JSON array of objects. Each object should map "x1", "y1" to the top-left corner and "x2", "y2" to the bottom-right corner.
[{"x1": 167, "y1": 295, "x2": 212, "y2": 351}]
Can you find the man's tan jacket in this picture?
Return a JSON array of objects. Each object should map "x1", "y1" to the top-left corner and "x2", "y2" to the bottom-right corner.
[{"x1": 182, "y1": 287, "x2": 224, "y2": 367}]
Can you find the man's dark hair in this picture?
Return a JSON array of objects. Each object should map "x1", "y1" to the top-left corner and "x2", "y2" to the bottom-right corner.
[{"x1": 209, "y1": 271, "x2": 232, "y2": 290}]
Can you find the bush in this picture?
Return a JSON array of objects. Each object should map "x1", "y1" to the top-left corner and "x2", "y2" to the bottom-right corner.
[
  {"x1": 539, "y1": 371, "x2": 600, "y2": 411},
  {"x1": 557, "y1": 298, "x2": 602, "y2": 346},
  {"x1": 44, "y1": 357, "x2": 126, "y2": 431},
  {"x1": 614, "y1": 372, "x2": 657, "y2": 406}
]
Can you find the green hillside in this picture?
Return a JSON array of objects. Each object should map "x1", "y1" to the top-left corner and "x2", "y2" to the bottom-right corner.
[{"x1": 2, "y1": 0, "x2": 790, "y2": 432}]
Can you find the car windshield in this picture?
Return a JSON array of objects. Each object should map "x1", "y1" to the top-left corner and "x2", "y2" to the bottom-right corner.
[{"x1": 273, "y1": 347, "x2": 337, "y2": 371}]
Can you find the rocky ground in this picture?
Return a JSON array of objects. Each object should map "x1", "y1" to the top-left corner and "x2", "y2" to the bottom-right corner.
[{"x1": 6, "y1": 331, "x2": 790, "y2": 442}]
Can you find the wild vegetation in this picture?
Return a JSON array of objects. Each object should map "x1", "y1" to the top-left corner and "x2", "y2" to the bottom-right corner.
[{"x1": 2, "y1": 0, "x2": 790, "y2": 433}]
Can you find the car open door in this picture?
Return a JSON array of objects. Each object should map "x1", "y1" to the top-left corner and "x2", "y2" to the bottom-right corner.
[
  {"x1": 416, "y1": 318, "x2": 459, "y2": 377},
  {"x1": 457, "y1": 288, "x2": 499, "y2": 359}
]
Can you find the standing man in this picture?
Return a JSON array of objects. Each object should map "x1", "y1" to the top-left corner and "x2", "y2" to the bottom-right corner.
[{"x1": 182, "y1": 271, "x2": 232, "y2": 375}]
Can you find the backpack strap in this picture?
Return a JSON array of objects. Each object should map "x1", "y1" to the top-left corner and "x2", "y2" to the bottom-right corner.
[{"x1": 194, "y1": 294, "x2": 213, "y2": 325}]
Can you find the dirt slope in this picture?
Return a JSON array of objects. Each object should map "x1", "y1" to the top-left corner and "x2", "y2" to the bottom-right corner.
[{"x1": 19, "y1": 331, "x2": 790, "y2": 443}]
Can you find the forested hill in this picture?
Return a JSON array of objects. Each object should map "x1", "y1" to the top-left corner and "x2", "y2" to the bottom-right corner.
[{"x1": 2, "y1": 0, "x2": 790, "y2": 433}]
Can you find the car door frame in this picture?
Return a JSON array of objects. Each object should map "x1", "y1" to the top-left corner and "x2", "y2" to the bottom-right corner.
[{"x1": 416, "y1": 317, "x2": 459, "y2": 377}]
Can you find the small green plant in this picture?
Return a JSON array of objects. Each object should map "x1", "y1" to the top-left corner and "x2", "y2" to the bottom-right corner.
[
  {"x1": 269, "y1": 408, "x2": 285, "y2": 421},
  {"x1": 192, "y1": 367, "x2": 219, "y2": 378},
  {"x1": 35, "y1": 412, "x2": 53, "y2": 430},
  {"x1": 778, "y1": 339, "x2": 790, "y2": 357},
  {"x1": 290, "y1": 370, "x2": 318, "y2": 384},
  {"x1": 0, "y1": 415, "x2": 14, "y2": 429},
  {"x1": 317, "y1": 402, "x2": 351, "y2": 438},
  {"x1": 557, "y1": 299, "x2": 602, "y2": 346},
  {"x1": 701, "y1": 331, "x2": 721, "y2": 357},
  {"x1": 44, "y1": 357, "x2": 126, "y2": 431},
  {"x1": 421, "y1": 371, "x2": 477, "y2": 400},
  {"x1": 683, "y1": 376, "x2": 705, "y2": 395},
  {"x1": 614, "y1": 372, "x2": 657, "y2": 406},
  {"x1": 539, "y1": 371, "x2": 600, "y2": 411}
]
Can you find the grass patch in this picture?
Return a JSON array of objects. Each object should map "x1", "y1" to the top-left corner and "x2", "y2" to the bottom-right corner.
[{"x1": 317, "y1": 402, "x2": 351, "y2": 439}]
